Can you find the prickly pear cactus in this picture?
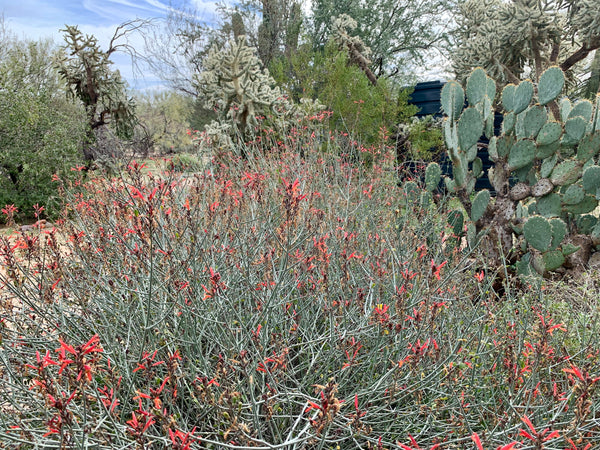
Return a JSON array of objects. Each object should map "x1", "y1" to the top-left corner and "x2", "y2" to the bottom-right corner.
[{"x1": 431, "y1": 66, "x2": 600, "y2": 276}]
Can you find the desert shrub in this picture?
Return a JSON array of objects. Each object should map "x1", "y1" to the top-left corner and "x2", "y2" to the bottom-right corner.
[
  {"x1": 0, "y1": 87, "x2": 85, "y2": 221},
  {"x1": 397, "y1": 115, "x2": 446, "y2": 162},
  {"x1": 167, "y1": 153, "x2": 205, "y2": 172},
  {"x1": 270, "y1": 42, "x2": 417, "y2": 149},
  {"x1": 133, "y1": 91, "x2": 195, "y2": 156},
  {"x1": 1, "y1": 134, "x2": 599, "y2": 449},
  {"x1": 0, "y1": 30, "x2": 87, "y2": 222}
]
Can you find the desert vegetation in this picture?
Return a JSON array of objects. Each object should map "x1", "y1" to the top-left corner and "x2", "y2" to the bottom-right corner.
[{"x1": 2, "y1": 1, "x2": 600, "y2": 449}]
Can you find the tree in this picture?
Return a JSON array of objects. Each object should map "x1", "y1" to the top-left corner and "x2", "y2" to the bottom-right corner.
[
  {"x1": 56, "y1": 24, "x2": 141, "y2": 161},
  {"x1": 256, "y1": 0, "x2": 303, "y2": 67},
  {"x1": 270, "y1": 41, "x2": 417, "y2": 148},
  {"x1": 0, "y1": 24, "x2": 86, "y2": 219},
  {"x1": 143, "y1": 0, "x2": 304, "y2": 95},
  {"x1": 309, "y1": 0, "x2": 454, "y2": 79},
  {"x1": 132, "y1": 91, "x2": 195, "y2": 156},
  {"x1": 142, "y1": 4, "x2": 216, "y2": 96},
  {"x1": 330, "y1": 14, "x2": 378, "y2": 86},
  {"x1": 453, "y1": 0, "x2": 600, "y2": 91}
]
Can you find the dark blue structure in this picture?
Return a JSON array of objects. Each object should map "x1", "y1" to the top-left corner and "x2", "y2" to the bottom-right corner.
[
  {"x1": 408, "y1": 80, "x2": 447, "y2": 118},
  {"x1": 406, "y1": 80, "x2": 499, "y2": 192}
]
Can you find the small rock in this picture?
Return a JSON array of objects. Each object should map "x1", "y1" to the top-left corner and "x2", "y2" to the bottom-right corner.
[{"x1": 588, "y1": 252, "x2": 600, "y2": 269}]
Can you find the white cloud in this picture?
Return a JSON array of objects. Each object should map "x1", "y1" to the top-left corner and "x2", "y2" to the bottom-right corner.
[
  {"x1": 81, "y1": 0, "x2": 159, "y2": 21},
  {"x1": 2, "y1": 1, "x2": 254, "y2": 90}
]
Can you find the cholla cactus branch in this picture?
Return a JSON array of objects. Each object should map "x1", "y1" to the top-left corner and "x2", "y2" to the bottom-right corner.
[
  {"x1": 454, "y1": 0, "x2": 600, "y2": 92},
  {"x1": 197, "y1": 36, "x2": 292, "y2": 132},
  {"x1": 57, "y1": 25, "x2": 137, "y2": 161},
  {"x1": 331, "y1": 15, "x2": 378, "y2": 86},
  {"x1": 195, "y1": 36, "x2": 303, "y2": 157}
]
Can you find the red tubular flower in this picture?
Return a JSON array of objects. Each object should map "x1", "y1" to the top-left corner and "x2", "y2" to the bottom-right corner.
[
  {"x1": 519, "y1": 415, "x2": 559, "y2": 444},
  {"x1": 397, "y1": 434, "x2": 440, "y2": 450},
  {"x1": 471, "y1": 432, "x2": 484, "y2": 450}
]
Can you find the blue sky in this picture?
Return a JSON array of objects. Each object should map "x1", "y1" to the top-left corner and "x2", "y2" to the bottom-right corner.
[
  {"x1": 1, "y1": 0, "x2": 220, "y2": 90},
  {"x1": 1, "y1": 0, "x2": 450, "y2": 89}
]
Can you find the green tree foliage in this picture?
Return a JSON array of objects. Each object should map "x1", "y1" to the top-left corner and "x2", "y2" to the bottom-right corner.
[
  {"x1": 256, "y1": 0, "x2": 303, "y2": 66},
  {"x1": 396, "y1": 116, "x2": 445, "y2": 161},
  {"x1": 309, "y1": 0, "x2": 454, "y2": 79},
  {"x1": 270, "y1": 42, "x2": 417, "y2": 146},
  {"x1": 56, "y1": 24, "x2": 138, "y2": 161},
  {"x1": 133, "y1": 91, "x2": 195, "y2": 155},
  {"x1": 453, "y1": 0, "x2": 600, "y2": 91},
  {"x1": 0, "y1": 27, "x2": 86, "y2": 220}
]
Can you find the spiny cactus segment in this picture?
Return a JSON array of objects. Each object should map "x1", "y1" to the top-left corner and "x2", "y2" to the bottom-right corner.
[{"x1": 429, "y1": 66, "x2": 600, "y2": 276}]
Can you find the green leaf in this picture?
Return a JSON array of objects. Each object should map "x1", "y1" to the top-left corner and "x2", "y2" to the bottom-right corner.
[
  {"x1": 576, "y1": 132, "x2": 600, "y2": 162},
  {"x1": 536, "y1": 193, "x2": 561, "y2": 217},
  {"x1": 523, "y1": 106, "x2": 547, "y2": 139},
  {"x1": 569, "y1": 99, "x2": 594, "y2": 122},
  {"x1": 560, "y1": 98, "x2": 572, "y2": 122},
  {"x1": 536, "y1": 121, "x2": 562, "y2": 146},
  {"x1": 563, "y1": 184, "x2": 585, "y2": 205},
  {"x1": 425, "y1": 163, "x2": 442, "y2": 192},
  {"x1": 565, "y1": 116, "x2": 588, "y2": 142},
  {"x1": 502, "y1": 83, "x2": 517, "y2": 112},
  {"x1": 443, "y1": 119, "x2": 458, "y2": 150},
  {"x1": 549, "y1": 218, "x2": 567, "y2": 250},
  {"x1": 543, "y1": 250, "x2": 565, "y2": 271},
  {"x1": 447, "y1": 210, "x2": 464, "y2": 237},
  {"x1": 488, "y1": 136, "x2": 499, "y2": 161},
  {"x1": 508, "y1": 139, "x2": 536, "y2": 170},
  {"x1": 524, "y1": 216, "x2": 552, "y2": 252},
  {"x1": 583, "y1": 165, "x2": 600, "y2": 193},
  {"x1": 486, "y1": 76, "x2": 496, "y2": 101},
  {"x1": 471, "y1": 189, "x2": 490, "y2": 222},
  {"x1": 502, "y1": 111, "x2": 516, "y2": 135},
  {"x1": 550, "y1": 160, "x2": 581, "y2": 186},
  {"x1": 540, "y1": 154, "x2": 558, "y2": 179},
  {"x1": 472, "y1": 157, "x2": 483, "y2": 178},
  {"x1": 563, "y1": 195, "x2": 598, "y2": 214},
  {"x1": 536, "y1": 140, "x2": 561, "y2": 160},
  {"x1": 457, "y1": 107, "x2": 483, "y2": 151}
]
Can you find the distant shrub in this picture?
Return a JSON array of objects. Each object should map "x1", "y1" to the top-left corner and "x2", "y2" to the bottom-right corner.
[
  {"x1": 397, "y1": 115, "x2": 446, "y2": 162},
  {"x1": 270, "y1": 42, "x2": 417, "y2": 150},
  {"x1": 167, "y1": 153, "x2": 205, "y2": 172},
  {"x1": 0, "y1": 88, "x2": 85, "y2": 221}
]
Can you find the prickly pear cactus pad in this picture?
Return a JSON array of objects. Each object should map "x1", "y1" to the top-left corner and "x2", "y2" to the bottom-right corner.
[
  {"x1": 438, "y1": 66, "x2": 600, "y2": 275},
  {"x1": 538, "y1": 67, "x2": 565, "y2": 106}
]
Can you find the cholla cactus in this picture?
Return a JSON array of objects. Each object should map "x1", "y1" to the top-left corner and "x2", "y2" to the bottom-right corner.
[
  {"x1": 331, "y1": 14, "x2": 377, "y2": 86},
  {"x1": 429, "y1": 66, "x2": 600, "y2": 276},
  {"x1": 195, "y1": 36, "x2": 295, "y2": 155},
  {"x1": 453, "y1": 0, "x2": 600, "y2": 90},
  {"x1": 57, "y1": 25, "x2": 137, "y2": 161}
]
